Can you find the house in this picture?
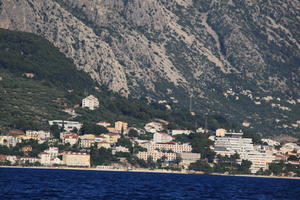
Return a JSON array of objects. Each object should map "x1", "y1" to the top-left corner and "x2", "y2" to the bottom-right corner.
[
  {"x1": 82, "y1": 95, "x2": 99, "y2": 110},
  {"x1": 26, "y1": 130, "x2": 51, "y2": 140},
  {"x1": 179, "y1": 152, "x2": 201, "y2": 169},
  {"x1": 22, "y1": 73, "x2": 35, "y2": 78},
  {"x1": 115, "y1": 121, "x2": 128, "y2": 134},
  {"x1": 0, "y1": 136, "x2": 22, "y2": 147},
  {"x1": 39, "y1": 147, "x2": 60, "y2": 166},
  {"x1": 112, "y1": 146, "x2": 130, "y2": 154},
  {"x1": 171, "y1": 130, "x2": 192, "y2": 136},
  {"x1": 80, "y1": 139, "x2": 95, "y2": 149},
  {"x1": 215, "y1": 128, "x2": 227, "y2": 137},
  {"x1": 107, "y1": 133, "x2": 121, "y2": 144},
  {"x1": 49, "y1": 120, "x2": 82, "y2": 132},
  {"x1": 22, "y1": 146, "x2": 32, "y2": 155},
  {"x1": 19, "y1": 157, "x2": 40, "y2": 165},
  {"x1": 97, "y1": 142, "x2": 111, "y2": 149},
  {"x1": 144, "y1": 122, "x2": 164, "y2": 133},
  {"x1": 153, "y1": 132, "x2": 173, "y2": 143},
  {"x1": 97, "y1": 121, "x2": 111, "y2": 128},
  {"x1": 39, "y1": 152, "x2": 51, "y2": 166},
  {"x1": 63, "y1": 152, "x2": 90, "y2": 167},
  {"x1": 63, "y1": 134, "x2": 79, "y2": 146}
]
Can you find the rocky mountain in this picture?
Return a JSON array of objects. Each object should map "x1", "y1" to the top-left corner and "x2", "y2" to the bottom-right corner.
[{"x1": 0, "y1": 0, "x2": 299, "y2": 136}]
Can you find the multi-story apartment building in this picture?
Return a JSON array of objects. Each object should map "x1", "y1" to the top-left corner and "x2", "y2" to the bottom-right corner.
[
  {"x1": 137, "y1": 151, "x2": 177, "y2": 162},
  {"x1": 63, "y1": 152, "x2": 90, "y2": 167},
  {"x1": 141, "y1": 142, "x2": 192, "y2": 153},
  {"x1": 213, "y1": 131, "x2": 276, "y2": 173},
  {"x1": 82, "y1": 95, "x2": 99, "y2": 110},
  {"x1": 153, "y1": 132, "x2": 173, "y2": 143}
]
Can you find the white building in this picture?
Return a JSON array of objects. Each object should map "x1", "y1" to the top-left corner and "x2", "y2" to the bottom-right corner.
[
  {"x1": 26, "y1": 130, "x2": 51, "y2": 140},
  {"x1": 171, "y1": 130, "x2": 192, "y2": 136},
  {"x1": 112, "y1": 146, "x2": 130, "y2": 154},
  {"x1": 63, "y1": 134, "x2": 79, "y2": 146},
  {"x1": 82, "y1": 95, "x2": 99, "y2": 110},
  {"x1": 141, "y1": 142, "x2": 192, "y2": 153},
  {"x1": 241, "y1": 150, "x2": 275, "y2": 173},
  {"x1": 214, "y1": 131, "x2": 276, "y2": 173},
  {"x1": 261, "y1": 139, "x2": 280, "y2": 147},
  {"x1": 0, "y1": 136, "x2": 22, "y2": 147},
  {"x1": 39, "y1": 152, "x2": 51, "y2": 166},
  {"x1": 63, "y1": 152, "x2": 90, "y2": 167},
  {"x1": 137, "y1": 151, "x2": 177, "y2": 162},
  {"x1": 153, "y1": 132, "x2": 173, "y2": 143},
  {"x1": 49, "y1": 120, "x2": 82, "y2": 132},
  {"x1": 144, "y1": 122, "x2": 164, "y2": 133},
  {"x1": 214, "y1": 132, "x2": 254, "y2": 156},
  {"x1": 216, "y1": 128, "x2": 227, "y2": 137},
  {"x1": 97, "y1": 121, "x2": 111, "y2": 127}
]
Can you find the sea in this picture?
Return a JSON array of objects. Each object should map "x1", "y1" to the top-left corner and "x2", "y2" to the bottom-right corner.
[{"x1": 0, "y1": 168, "x2": 300, "y2": 200}]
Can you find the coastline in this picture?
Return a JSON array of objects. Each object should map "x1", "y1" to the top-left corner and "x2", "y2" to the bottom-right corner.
[{"x1": 1, "y1": 166, "x2": 300, "y2": 180}]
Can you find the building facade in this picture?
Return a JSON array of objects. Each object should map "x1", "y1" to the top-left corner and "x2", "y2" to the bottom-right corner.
[{"x1": 82, "y1": 95, "x2": 99, "y2": 110}]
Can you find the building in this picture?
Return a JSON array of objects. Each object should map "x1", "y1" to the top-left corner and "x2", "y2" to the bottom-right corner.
[
  {"x1": 115, "y1": 121, "x2": 128, "y2": 134},
  {"x1": 137, "y1": 151, "x2": 177, "y2": 162},
  {"x1": 141, "y1": 142, "x2": 192, "y2": 153},
  {"x1": 63, "y1": 134, "x2": 79, "y2": 146},
  {"x1": 63, "y1": 152, "x2": 90, "y2": 167},
  {"x1": 80, "y1": 139, "x2": 95, "y2": 149},
  {"x1": 179, "y1": 152, "x2": 201, "y2": 169},
  {"x1": 19, "y1": 157, "x2": 40, "y2": 165},
  {"x1": 97, "y1": 121, "x2": 111, "y2": 127},
  {"x1": 97, "y1": 142, "x2": 111, "y2": 149},
  {"x1": 82, "y1": 95, "x2": 99, "y2": 110},
  {"x1": 112, "y1": 146, "x2": 130, "y2": 154},
  {"x1": 213, "y1": 131, "x2": 276, "y2": 173},
  {"x1": 101, "y1": 133, "x2": 121, "y2": 144},
  {"x1": 214, "y1": 132, "x2": 254, "y2": 156},
  {"x1": 26, "y1": 130, "x2": 51, "y2": 140},
  {"x1": 216, "y1": 128, "x2": 227, "y2": 137},
  {"x1": 144, "y1": 122, "x2": 164, "y2": 133},
  {"x1": 0, "y1": 136, "x2": 22, "y2": 147},
  {"x1": 261, "y1": 139, "x2": 280, "y2": 147},
  {"x1": 241, "y1": 150, "x2": 275, "y2": 173},
  {"x1": 39, "y1": 147, "x2": 60, "y2": 166},
  {"x1": 171, "y1": 130, "x2": 192, "y2": 136},
  {"x1": 153, "y1": 132, "x2": 173, "y2": 143},
  {"x1": 49, "y1": 120, "x2": 82, "y2": 132},
  {"x1": 39, "y1": 152, "x2": 51, "y2": 166}
]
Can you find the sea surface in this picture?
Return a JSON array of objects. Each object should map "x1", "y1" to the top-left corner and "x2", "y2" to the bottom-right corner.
[{"x1": 0, "y1": 168, "x2": 300, "y2": 200}]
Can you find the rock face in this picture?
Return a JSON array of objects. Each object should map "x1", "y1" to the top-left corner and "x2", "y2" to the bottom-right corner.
[{"x1": 0, "y1": 0, "x2": 299, "y2": 135}]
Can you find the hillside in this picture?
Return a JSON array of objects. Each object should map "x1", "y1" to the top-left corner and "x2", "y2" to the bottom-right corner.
[
  {"x1": 0, "y1": 0, "x2": 299, "y2": 136},
  {"x1": 0, "y1": 28, "x2": 238, "y2": 133}
]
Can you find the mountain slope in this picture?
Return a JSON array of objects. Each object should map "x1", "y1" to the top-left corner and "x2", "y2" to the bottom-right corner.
[{"x1": 0, "y1": 0, "x2": 299, "y2": 135}]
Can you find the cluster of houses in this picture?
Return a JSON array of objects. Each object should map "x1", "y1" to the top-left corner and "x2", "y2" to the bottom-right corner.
[
  {"x1": 0, "y1": 95, "x2": 299, "y2": 173},
  {"x1": 210, "y1": 128, "x2": 300, "y2": 173}
]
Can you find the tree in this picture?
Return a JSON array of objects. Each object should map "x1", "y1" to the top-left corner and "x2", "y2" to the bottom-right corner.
[
  {"x1": 80, "y1": 123, "x2": 108, "y2": 135},
  {"x1": 146, "y1": 156, "x2": 155, "y2": 169},
  {"x1": 269, "y1": 161, "x2": 285, "y2": 176},
  {"x1": 238, "y1": 160, "x2": 252, "y2": 174},
  {"x1": 174, "y1": 156, "x2": 182, "y2": 166},
  {"x1": 128, "y1": 129, "x2": 139, "y2": 138},
  {"x1": 189, "y1": 160, "x2": 212, "y2": 173},
  {"x1": 50, "y1": 124, "x2": 61, "y2": 139}
]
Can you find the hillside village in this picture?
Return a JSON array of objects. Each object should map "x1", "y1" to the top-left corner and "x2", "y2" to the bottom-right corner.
[{"x1": 0, "y1": 95, "x2": 300, "y2": 177}]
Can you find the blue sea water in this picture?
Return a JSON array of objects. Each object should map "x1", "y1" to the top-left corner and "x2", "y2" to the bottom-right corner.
[{"x1": 0, "y1": 168, "x2": 300, "y2": 200}]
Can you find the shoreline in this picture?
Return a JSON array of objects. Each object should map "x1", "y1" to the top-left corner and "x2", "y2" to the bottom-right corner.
[{"x1": 1, "y1": 166, "x2": 300, "y2": 180}]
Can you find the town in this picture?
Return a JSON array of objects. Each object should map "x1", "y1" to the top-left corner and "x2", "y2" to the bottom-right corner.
[{"x1": 0, "y1": 95, "x2": 299, "y2": 177}]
